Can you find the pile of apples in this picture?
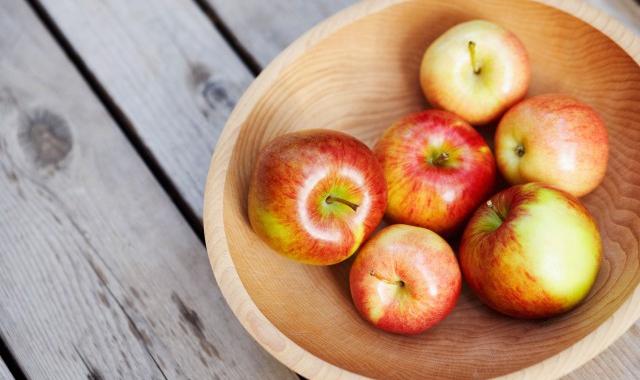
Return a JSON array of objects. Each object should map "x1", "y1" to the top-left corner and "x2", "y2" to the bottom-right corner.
[{"x1": 248, "y1": 20, "x2": 608, "y2": 335}]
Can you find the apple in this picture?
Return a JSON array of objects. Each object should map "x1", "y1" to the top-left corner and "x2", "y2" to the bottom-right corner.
[
  {"x1": 248, "y1": 129, "x2": 387, "y2": 265},
  {"x1": 420, "y1": 20, "x2": 530, "y2": 125},
  {"x1": 495, "y1": 93, "x2": 609, "y2": 197},
  {"x1": 374, "y1": 109, "x2": 496, "y2": 235},
  {"x1": 350, "y1": 224, "x2": 461, "y2": 335},
  {"x1": 459, "y1": 183, "x2": 602, "y2": 319}
]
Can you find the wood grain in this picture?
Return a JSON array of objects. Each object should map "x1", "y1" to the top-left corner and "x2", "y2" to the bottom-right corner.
[
  {"x1": 203, "y1": 0, "x2": 640, "y2": 379},
  {"x1": 35, "y1": 0, "x2": 254, "y2": 219},
  {"x1": 0, "y1": 360, "x2": 12, "y2": 380},
  {"x1": 203, "y1": 0, "x2": 354, "y2": 67},
  {"x1": 0, "y1": 1, "x2": 294, "y2": 379}
]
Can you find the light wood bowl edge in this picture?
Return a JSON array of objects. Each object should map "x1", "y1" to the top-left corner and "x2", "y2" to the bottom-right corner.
[{"x1": 202, "y1": 0, "x2": 640, "y2": 378}]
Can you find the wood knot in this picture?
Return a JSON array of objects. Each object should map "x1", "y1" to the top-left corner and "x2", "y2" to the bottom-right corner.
[
  {"x1": 187, "y1": 62, "x2": 234, "y2": 112},
  {"x1": 18, "y1": 109, "x2": 72, "y2": 169},
  {"x1": 171, "y1": 292, "x2": 221, "y2": 360},
  {"x1": 188, "y1": 62, "x2": 212, "y2": 89},
  {"x1": 202, "y1": 81, "x2": 234, "y2": 110}
]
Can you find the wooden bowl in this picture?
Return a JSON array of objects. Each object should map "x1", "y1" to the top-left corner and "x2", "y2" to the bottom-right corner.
[{"x1": 203, "y1": 0, "x2": 640, "y2": 378}]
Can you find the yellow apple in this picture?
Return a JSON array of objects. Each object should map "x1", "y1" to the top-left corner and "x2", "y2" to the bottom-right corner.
[{"x1": 420, "y1": 20, "x2": 530, "y2": 125}]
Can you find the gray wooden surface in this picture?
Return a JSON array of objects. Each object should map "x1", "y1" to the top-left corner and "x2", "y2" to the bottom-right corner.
[
  {"x1": 203, "y1": 0, "x2": 354, "y2": 67},
  {"x1": 0, "y1": 0, "x2": 638, "y2": 378},
  {"x1": 0, "y1": 1, "x2": 292, "y2": 378},
  {"x1": 34, "y1": 0, "x2": 253, "y2": 220},
  {"x1": 0, "y1": 360, "x2": 11, "y2": 380}
]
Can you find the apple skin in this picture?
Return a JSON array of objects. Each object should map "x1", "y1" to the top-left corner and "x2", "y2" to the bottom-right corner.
[
  {"x1": 459, "y1": 183, "x2": 602, "y2": 319},
  {"x1": 248, "y1": 129, "x2": 387, "y2": 265},
  {"x1": 350, "y1": 224, "x2": 461, "y2": 335},
  {"x1": 374, "y1": 109, "x2": 496, "y2": 235},
  {"x1": 495, "y1": 94, "x2": 609, "y2": 197},
  {"x1": 420, "y1": 20, "x2": 530, "y2": 125}
]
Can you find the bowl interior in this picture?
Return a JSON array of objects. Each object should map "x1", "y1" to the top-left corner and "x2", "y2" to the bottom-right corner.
[{"x1": 221, "y1": 0, "x2": 640, "y2": 378}]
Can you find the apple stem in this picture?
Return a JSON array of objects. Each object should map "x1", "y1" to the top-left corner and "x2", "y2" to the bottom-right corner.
[
  {"x1": 432, "y1": 151, "x2": 450, "y2": 166},
  {"x1": 486, "y1": 200, "x2": 505, "y2": 221},
  {"x1": 515, "y1": 144, "x2": 525, "y2": 157},
  {"x1": 468, "y1": 41, "x2": 481, "y2": 75},
  {"x1": 369, "y1": 271, "x2": 405, "y2": 287},
  {"x1": 325, "y1": 195, "x2": 359, "y2": 211}
]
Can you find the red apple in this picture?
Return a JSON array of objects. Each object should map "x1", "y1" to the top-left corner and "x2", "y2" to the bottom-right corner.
[
  {"x1": 495, "y1": 93, "x2": 609, "y2": 197},
  {"x1": 420, "y1": 20, "x2": 530, "y2": 125},
  {"x1": 248, "y1": 129, "x2": 387, "y2": 265},
  {"x1": 460, "y1": 183, "x2": 602, "y2": 319},
  {"x1": 374, "y1": 110, "x2": 496, "y2": 235},
  {"x1": 350, "y1": 224, "x2": 461, "y2": 335}
]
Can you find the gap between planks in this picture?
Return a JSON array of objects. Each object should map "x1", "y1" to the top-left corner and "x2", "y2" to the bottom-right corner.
[
  {"x1": 0, "y1": 0, "x2": 295, "y2": 378},
  {"x1": 3, "y1": 0, "x2": 286, "y2": 378},
  {"x1": 0, "y1": 334, "x2": 24, "y2": 380},
  {"x1": 192, "y1": 0, "x2": 262, "y2": 76}
]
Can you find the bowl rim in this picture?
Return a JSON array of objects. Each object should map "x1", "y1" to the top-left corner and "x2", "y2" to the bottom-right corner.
[{"x1": 203, "y1": 0, "x2": 640, "y2": 378}]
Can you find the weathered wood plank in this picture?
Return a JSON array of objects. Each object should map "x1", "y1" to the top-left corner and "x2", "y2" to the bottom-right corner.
[
  {"x1": 0, "y1": 360, "x2": 12, "y2": 380},
  {"x1": 36, "y1": 0, "x2": 254, "y2": 219},
  {"x1": 0, "y1": 1, "x2": 293, "y2": 379},
  {"x1": 204, "y1": 0, "x2": 353, "y2": 67}
]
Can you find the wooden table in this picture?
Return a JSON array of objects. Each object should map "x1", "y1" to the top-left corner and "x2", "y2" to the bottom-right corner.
[{"x1": 0, "y1": 0, "x2": 637, "y2": 379}]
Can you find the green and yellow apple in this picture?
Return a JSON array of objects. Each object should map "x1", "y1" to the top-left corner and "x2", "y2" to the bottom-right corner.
[
  {"x1": 420, "y1": 20, "x2": 530, "y2": 125},
  {"x1": 495, "y1": 93, "x2": 609, "y2": 197},
  {"x1": 374, "y1": 110, "x2": 495, "y2": 235},
  {"x1": 248, "y1": 130, "x2": 387, "y2": 265},
  {"x1": 350, "y1": 224, "x2": 461, "y2": 335},
  {"x1": 460, "y1": 183, "x2": 602, "y2": 318}
]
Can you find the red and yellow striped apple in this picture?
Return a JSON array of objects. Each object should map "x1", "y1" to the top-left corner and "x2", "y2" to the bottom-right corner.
[
  {"x1": 350, "y1": 224, "x2": 461, "y2": 335},
  {"x1": 495, "y1": 94, "x2": 609, "y2": 197},
  {"x1": 248, "y1": 130, "x2": 387, "y2": 265},
  {"x1": 460, "y1": 183, "x2": 602, "y2": 319},
  {"x1": 374, "y1": 110, "x2": 496, "y2": 235},
  {"x1": 420, "y1": 20, "x2": 530, "y2": 125}
]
